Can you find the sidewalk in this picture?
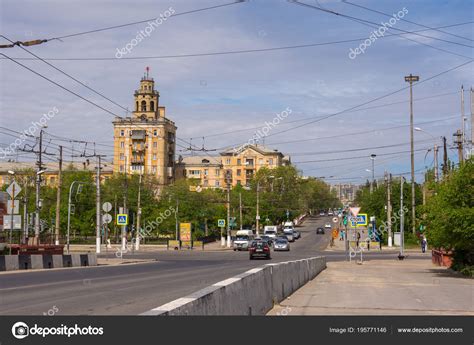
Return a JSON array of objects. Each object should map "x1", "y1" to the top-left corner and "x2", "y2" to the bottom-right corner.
[
  {"x1": 268, "y1": 258, "x2": 474, "y2": 315},
  {"x1": 325, "y1": 235, "x2": 426, "y2": 254}
]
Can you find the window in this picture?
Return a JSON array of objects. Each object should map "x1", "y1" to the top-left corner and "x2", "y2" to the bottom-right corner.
[
  {"x1": 237, "y1": 180, "x2": 241, "y2": 186},
  {"x1": 120, "y1": 130, "x2": 125, "y2": 137},
  {"x1": 50, "y1": 177, "x2": 56, "y2": 184},
  {"x1": 153, "y1": 142, "x2": 157, "y2": 148},
  {"x1": 237, "y1": 169, "x2": 241, "y2": 176},
  {"x1": 152, "y1": 166, "x2": 157, "y2": 174},
  {"x1": 141, "y1": 100, "x2": 147, "y2": 111},
  {"x1": 204, "y1": 169, "x2": 208, "y2": 176},
  {"x1": 153, "y1": 153, "x2": 157, "y2": 160},
  {"x1": 259, "y1": 158, "x2": 263, "y2": 165},
  {"x1": 268, "y1": 158, "x2": 273, "y2": 165},
  {"x1": 215, "y1": 169, "x2": 220, "y2": 177},
  {"x1": 215, "y1": 181, "x2": 220, "y2": 187},
  {"x1": 136, "y1": 101, "x2": 139, "y2": 111},
  {"x1": 237, "y1": 158, "x2": 241, "y2": 165},
  {"x1": 189, "y1": 170, "x2": 200, "y2": 176},
  {"x1": 120, "y1": 141, "x2": 124, "y2": 148},
  {"x1": 226, "y1": 158, "x2": 231, "y2": 165},
  {"x1": 203, "y1": 180, "x2": 208, "y2": 187},
  {"x1": 120, "y1": 153, "x2": 124, "y2": 160},
  {"x1": 153, "y1": 129, "x2": 157, "y2": 136},
  {"x1": 150, "y1": 101, "x2": 155, "y2": 111},
  {"x1": 120, "y1": 165, "x2": 124, "y2": 172}
]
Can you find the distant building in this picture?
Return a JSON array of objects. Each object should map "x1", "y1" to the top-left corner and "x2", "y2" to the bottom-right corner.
[
  {"x1": 176, "y1": 144, "x2": 290, "y2": 188},
  {"x1": 112, "y1": 70, "x2": 177, "y2": 186},
  {"x1": 332, "y1": 183, "x2": 358, "y2": 204}
]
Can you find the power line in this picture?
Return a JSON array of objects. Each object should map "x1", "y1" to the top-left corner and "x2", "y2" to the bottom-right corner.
[
  {"x1": 218, "y1": 59, "x2": 473, "y2": 150},
  {"x1": 289, "y1": 1, "x2": 474, "y2": 49},
  {"x1": 342, "y1": 0, "x2": 473, "y2": 42},
  {"x1": 3, "y1": 21, "x2": 472, "y2": 61},
  {"x1": 49, "y1": 1, "x2": 246, "y2": 41}
]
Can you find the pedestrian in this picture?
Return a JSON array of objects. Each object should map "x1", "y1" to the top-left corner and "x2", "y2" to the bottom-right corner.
[
  {"x1": 379, "y1": 232, "x2": 383, "y2": 250},
  {"x1": 356, "y1": 231, "x2": 361, "y2": 247},
  {"x1": 421, "y1": 236, "x2": 427, "y2": 253}
]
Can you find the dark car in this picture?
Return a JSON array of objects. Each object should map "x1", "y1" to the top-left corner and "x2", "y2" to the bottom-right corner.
[
  {"x1": 316, "y1": 227, "x2": 325, "y2": 234},
  {"x1": 260, "y1": 235, "x2": 274, "y2": 247},
  {"x1": 249, "y1": 240, "x2": 271, "y2": 260}
]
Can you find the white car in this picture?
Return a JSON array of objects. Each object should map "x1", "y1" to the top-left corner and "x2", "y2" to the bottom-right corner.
[
  {"x1": 233, "y1": 230, "x2": 254, "y2": 251},
  {"x1": 324, "y1": 223, "x2": 331, "y2": 229}
]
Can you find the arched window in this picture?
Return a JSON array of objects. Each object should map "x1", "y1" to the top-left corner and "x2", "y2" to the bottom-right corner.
[
  {"x1": 141, "y1": 100, "x2": 147, "y2": 111},
  {"x1": 136, "y1": 101, "x2": 139, "y2": 111},
  {"x1": 150, "y1": 101, "x2": 155, "y2": 111}
]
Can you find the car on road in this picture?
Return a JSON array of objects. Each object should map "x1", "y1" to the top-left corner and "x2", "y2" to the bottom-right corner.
[
  {"x1": 283, "y1": 227, "x2": 295, "y2": 242},
  {"x1": 273, "y1": 238, "x2": 290, "y2": 251},
  {"x1": 327, "y1": 210, "x2": 334, "y2": 216},
  {"x1": 316, "y1": 227, "x2": 325, "y2": 234},
  {"x1": 324, "y1": 223, "x2": 331, "y2": 229},
  {"x1": 293, "y1": 230, "x2": 301, "y2": 239},
  {"x1": 319, "y1": 211, "x2": 326, "y2": 217},
  {"x1": 249, "y1": 240, "x2": 271, "y2": 259},
  {"x1": 234, "y1": 229, "x2": 254, "y2": 251},
  {"x1": 263, "y1": 225, "x2": 278, "y2": 239},
  {"x1": 260, "y1": 235, "x2": 274, "y2": 247}
]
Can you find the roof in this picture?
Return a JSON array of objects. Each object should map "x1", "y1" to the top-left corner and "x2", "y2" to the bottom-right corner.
[
  {"x1": 220, "y1": 144, "x2": 285, "y2": 156},
  {"x1": 176, "y1": 155, "x2": 222, "y2": 166}
]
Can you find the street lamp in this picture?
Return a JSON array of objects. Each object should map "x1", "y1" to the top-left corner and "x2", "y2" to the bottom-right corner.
[
  {"x1": 370, "y1": 154, "x2": 376, "y2": 193},
  {"x1": 255, "y1": 175, "x2": 275, "y2": 236}
]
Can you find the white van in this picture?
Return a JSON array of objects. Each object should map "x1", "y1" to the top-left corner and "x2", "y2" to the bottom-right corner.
[
  {"x1": 263, "y1": 226, "x2": 278, "y2": 239},
  {"x1": 233, "y1": 230, "x2": 254, "y2": 251}
]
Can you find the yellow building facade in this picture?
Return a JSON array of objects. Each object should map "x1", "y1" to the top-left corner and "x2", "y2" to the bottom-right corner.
[
  {"x1": 112, "y1": 73, "x2": 177, "y2": 185},
  {"x1": 176, "y1": 145, "x2": 290, "y2": 188}
]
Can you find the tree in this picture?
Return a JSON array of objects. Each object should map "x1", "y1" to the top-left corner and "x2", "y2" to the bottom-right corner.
[{"x1": 424, "y1": 158, "x2": 474, "y2": 272}]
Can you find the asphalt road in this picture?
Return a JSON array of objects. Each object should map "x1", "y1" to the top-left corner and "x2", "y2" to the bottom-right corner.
[{"x1": 0, "y1": 216, "x2": 406, "y2": 315}]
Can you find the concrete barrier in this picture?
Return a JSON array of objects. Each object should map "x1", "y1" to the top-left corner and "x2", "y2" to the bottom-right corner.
[
  {"x1": 0, "y1": 253, "x2": 97, "y2": 271},
  {"x1": 142, "y1": 256, "x2": 326, "y2": 316},
  {"x1": 30, "y1": 254, "x2": 44, "y2": 269},
  {"x1": 0, "y1": 255, "x2": 19, "y2": 271}
]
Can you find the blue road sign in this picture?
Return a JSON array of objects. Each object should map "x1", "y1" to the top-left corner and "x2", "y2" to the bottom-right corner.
[{"x1": 117, "y1": 214, "x2": 128, "y2": 225}]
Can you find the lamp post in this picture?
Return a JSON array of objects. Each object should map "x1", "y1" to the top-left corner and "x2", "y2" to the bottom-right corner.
[
  {"x1": 370, "y1": 154, "x2": 376, "y2": 193},
  {"x1": 405, "y1": 74, "x2": 420, "y2": 235},
  {"x1": 255, "y1": 175, "x2": 275, "y2": 236}
]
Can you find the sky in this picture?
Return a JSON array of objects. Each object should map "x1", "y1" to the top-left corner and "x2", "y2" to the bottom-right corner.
[{"x1": 0, "y1": 0, "x2": 473, "y2": 184}]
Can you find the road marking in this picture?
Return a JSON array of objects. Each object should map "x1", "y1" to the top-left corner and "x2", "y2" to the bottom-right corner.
[{"x1": 151, "y1": 297, "x2": 197, "y2": 311}]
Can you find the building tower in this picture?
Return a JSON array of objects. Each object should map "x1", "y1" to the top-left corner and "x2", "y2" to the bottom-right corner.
[{"x1": 113, "y1": 68, "x2": 177, "y2": 186}]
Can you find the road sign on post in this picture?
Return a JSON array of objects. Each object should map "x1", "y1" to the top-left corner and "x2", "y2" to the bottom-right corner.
[
  {"x1": 6, "y1": 181, "x2": 21, "y2": 198},
  {"x1": 117, "y1": 214, "x2": 128, "y2": 225},
  {"x1": 349, "y1": 207, "x2": 361, "y2": 217},
  {"x1": 350, "y1": 213, "x2": 368, "y2": 227},
  {"x1": 218, "y1": 219, "x2": 225, "y2": 227},
  {"x1": 102, "y1": 202, "x2": 112, "y2": 213},
  {"x1": 3, "y1": 215, "x2": 22, "y2": 230}
]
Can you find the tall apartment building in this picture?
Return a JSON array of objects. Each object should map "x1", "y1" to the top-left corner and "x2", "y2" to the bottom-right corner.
[
  {"x1": 176, "y1": 144, "x2": 290, "y2": 188},
  {"x1": 112, "y1": 71, "x2": 177, "y2": 185}
]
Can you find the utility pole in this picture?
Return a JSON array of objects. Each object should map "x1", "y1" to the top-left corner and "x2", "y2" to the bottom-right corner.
[
  {"x1": 471, "y1": 87, "x2": 473, "y2": 157},
  {"x1": 434, "y1": 144, "x2": 439, "y2": 182},
  {"x1": 135, "y1": 172, "x2": 142, "y2": 250},
  {"x1": 399, "y1": 176, "x2": 405, "y2": 260},
  {"x1": 461, "y1": 85, "x2": 466, "y2": 153},
  {"x1": 95, "y1": 155, "x2": 102, "y2": 254},
  {"x1": 454, "y1": 130, "x2": 464, "y2": 164},
  {"x1": 226, "y1": 171, "x2": 231, "y2": 248},
  {"x1": 385, "y1": 172, "x2": 392, "y2": 247},
  {"x1": 122, "y1": 156, "x2": 128, "y2": 251},
  {"x1": 175, "y1": 199, "x2": 179, "y2": 241},
  {"x1": 23, "y1": 181, "x2": 28, "y2": 245},
  {"x1": 405, "y1": 74, "x2": 419, "y2": 235},
  {"x1": 370, "y1": 154, "x2": 376, "y2": 193},
  {"x1": 239, "y1": 192, "x2": 243, "y2": 230},
  {"x1": 443, "y1": 136, "x2": 448, "y2": 176},
  {"x1": 34, "y1": 128, "x2": 44, "y2": 245},
  {"x1": 256, "y1": 181, "x2": 260, "y2": 236},
  {"x1": 54, "y1": 146, "x2": 62, "y2": 245}
]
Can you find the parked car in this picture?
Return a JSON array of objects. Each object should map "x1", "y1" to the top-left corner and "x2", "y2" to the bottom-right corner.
[
  {"x1": 324, "y1": 223, "x2": 331, "y2": 229},
  {"x1": 234, "y1": 229, "x2": 254, "y2": 251},
  {"x1": 316, "y1": 227, "x2": 325, "y2": 234},
  {"x1": 274, "y1": 238, "x2": 290, "y2": 251},
  {"x1": 249, "y1": 240, "x2": 271, "y2": 260}
]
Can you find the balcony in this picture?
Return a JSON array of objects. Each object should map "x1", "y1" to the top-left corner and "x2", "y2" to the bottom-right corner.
[{"x1": 131, "y1": 158, "x2": 145, "y2": 165}]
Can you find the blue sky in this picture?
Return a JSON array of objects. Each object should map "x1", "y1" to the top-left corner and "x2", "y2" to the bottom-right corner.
[{"x1": 0, "y1": 0, "x2": 472, "y2": 184}]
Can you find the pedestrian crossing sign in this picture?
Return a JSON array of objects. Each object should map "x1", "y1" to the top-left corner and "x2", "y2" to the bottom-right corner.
[{"x1": 117, "y1": 214, "x2": 128, "y2": 225}]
